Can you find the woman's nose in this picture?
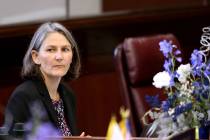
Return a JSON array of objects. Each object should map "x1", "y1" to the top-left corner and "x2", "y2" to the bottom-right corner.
[{"x1": 55, "y1": 51, "x2": 63, "y2": 60}]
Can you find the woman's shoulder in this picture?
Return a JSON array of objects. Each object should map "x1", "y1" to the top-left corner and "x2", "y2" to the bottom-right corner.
[
  {"x1": 10, "y1": 80, "x2": 38, "y2": 98},
  {"x1": 14, "y1": 80, "x2": 37, "y2": 92}
]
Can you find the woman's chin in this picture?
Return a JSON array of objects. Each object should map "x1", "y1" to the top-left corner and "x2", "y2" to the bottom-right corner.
[{"x1": 50, "y1": 72, "x2": 67, "y2": 78}]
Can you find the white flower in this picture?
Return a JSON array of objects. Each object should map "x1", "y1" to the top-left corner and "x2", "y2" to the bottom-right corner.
[
  {"x1": 152, "y1": 71, "x2": 171, "y2": 88},
  {"x1": 193, "y1": 111, "x2": 205, "y2": 120},
  {"x1": 168, "y1": 108, "x2": 175, "y2": 116},
  {"x1": 179, "y1": 82, "x2": 193, "y2": 97},
  {"x1": 176, "y1": 64, "x2": 191, "y2": 83},
  {"x1": 198, "y1": 113, "x2": 205, "y2": 120},
  {"x1": 207, "y1": 110, "x2": 210, "y2": 121}
]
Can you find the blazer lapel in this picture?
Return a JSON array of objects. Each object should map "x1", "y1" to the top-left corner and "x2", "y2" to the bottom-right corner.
[{"x1": 33, "y1": 80, "x2": 58, "y2": 126}]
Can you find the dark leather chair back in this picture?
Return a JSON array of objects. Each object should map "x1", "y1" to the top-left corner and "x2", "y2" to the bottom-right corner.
[{"x1": 114, "y1": 34, "x2": 181, "y2": 136}]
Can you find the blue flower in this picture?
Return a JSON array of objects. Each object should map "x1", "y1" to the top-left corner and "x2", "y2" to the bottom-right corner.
[
  {"x1": 174, "y1": 50, "x2": 182, "y2": 62},
  {"x1": 161, "y1": 100, "x2": 171, "y2": 112},
  {"x1": 174, "y1": 50, "x2": 181, "y2": 55},
  {"x1": 191, "y1": 79, "x2": 209, "y2": 102},
  {"x1": 201, "y1": 85, "x2": 210, "y2": 98},
  {"x1": 145, "y1": 95, "x2": 161, "y2": 108},
  {"x1": 190, "y1": 50, "x2": 204, "y2": 77},
  {"x1": 169, "y1": 73, "x2": 175, "y2": 87},
  {"x1": 164, "y1": 60, "x2": 171, "y2": 72},
  {"x1": 192, "y1": 81, "x2": 201, "y2": 88},
  {"x1": 174, "y1": 103, "x2": 192, "y2": 118},
  {"x1": 176, "y1": 57, "x2": 182, "y2": 63},
  {"x1": 204, "y1": 120, "x2": 210, "y2": 126},
  {"x1": 190, "y1": 49, "x2": 203, "y2": 68},
  {"x1": 204, "y1": 63, "x2": 210, "y2": 80},
  {"x1": 159, "y1": 40, "x2": 173, "y2": 58}
]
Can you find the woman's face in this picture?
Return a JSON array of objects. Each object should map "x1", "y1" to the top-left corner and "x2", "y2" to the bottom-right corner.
[{"x1": 32, "y1": 32, "x2": 73, "y2": 79}]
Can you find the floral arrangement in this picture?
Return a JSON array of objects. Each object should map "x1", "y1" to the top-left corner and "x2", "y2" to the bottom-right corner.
[{"x1": 145, "y1": 26, "x2": 210, "y2": 138}]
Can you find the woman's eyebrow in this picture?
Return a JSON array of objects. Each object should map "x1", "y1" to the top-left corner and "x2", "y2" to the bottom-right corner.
[
  {"x1": 45, "y1": 45, "x2": 56, "y2": 48},
  {"x1": 64, "y1": 44, "x2": 71, "y2": 47},
  {"x1": 45, "y1": 44, "x2": 71, "y2": 48}
]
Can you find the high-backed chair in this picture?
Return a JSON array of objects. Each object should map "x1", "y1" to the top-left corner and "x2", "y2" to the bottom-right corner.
[{"x1": 114, "y1": 34, "x2": 181, "y2": 137}]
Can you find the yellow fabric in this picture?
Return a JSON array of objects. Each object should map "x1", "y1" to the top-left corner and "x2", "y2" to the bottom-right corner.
[
  {"x1": 119, "y1": 107, "x2": 131, "y2": 140},
  {"x1": 119, "y1": 119, "x2": 126, "y2": 138},
  {"x1": 106, "y1": 116, "x2": 123, "y2": 140},
  {"x1": 195, "y1": 126, "x2": 199, "y2": 140}
]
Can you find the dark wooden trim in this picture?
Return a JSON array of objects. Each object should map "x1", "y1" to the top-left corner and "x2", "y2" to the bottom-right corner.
[{"x1": 102, "y1": 0, "x2": 207, "y2": 12}]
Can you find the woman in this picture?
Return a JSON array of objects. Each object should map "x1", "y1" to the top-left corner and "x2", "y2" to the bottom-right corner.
[{"x1": 4, "y1": 22, "x2": 81, "y2": 136}]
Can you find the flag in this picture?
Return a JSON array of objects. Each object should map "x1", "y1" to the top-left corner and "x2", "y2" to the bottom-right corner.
[
  {"x1": 119, "y1": 107, "x2": 131, "y2": 140},
  {"x1": 106, "y1": 116, "x2": 124, "y2": 140}
]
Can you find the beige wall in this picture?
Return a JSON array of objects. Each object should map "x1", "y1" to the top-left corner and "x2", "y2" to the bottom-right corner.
[
  {"x1": 0, "y1": 0, "x2": 102, "y2": 25},
  {"x1": 69, "y1": 0, "x2": 102, "y2": 18}
]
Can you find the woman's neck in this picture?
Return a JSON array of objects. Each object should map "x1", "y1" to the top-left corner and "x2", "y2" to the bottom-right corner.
[{"x1": 42, "y1": 75, "x2": 61, "y2": 101}]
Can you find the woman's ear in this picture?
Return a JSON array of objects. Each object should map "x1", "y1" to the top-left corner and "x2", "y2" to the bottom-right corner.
[{"x1": 31, "y1": 50, "x2": 40, "y2": 65}]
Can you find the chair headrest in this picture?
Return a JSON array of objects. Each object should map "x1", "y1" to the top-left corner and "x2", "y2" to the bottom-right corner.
[{"x1": 122, "y1": 34, "x2": 180, "y2": 85}]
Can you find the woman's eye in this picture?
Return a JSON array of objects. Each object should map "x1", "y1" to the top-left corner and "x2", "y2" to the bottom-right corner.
[
  {"x1": 63, "y1": 48, "x2": 71, "y2": 52},
  {"x1": 46, "y1": 48, "x2": 55, "y2": 52}
]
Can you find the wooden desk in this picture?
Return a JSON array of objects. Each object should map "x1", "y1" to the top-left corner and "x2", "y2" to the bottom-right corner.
[
  {"x1": 45, "y1": 137, "x2": 159, "y2": 140},
  {"x1": 46, "y1": 128, "x2": 195, "y2": 140}
]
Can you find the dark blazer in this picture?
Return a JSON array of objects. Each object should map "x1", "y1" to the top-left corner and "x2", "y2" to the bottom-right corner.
[{"x1": 4, "y1": 79, "x2": 77, "y2": 135}]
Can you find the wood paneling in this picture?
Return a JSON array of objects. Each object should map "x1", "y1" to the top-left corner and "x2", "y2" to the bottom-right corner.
[
  {"x1": 69, "y1": 72, "x2": 122, "y2": 136},
  {"x1": 103, "y1": 0, "x2": 207, "y2": 12}
]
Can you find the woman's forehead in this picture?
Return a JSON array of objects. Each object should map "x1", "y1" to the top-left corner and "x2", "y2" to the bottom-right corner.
[{"x1": 42, "y1": 32, "x2": 71, "y2": 46}]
